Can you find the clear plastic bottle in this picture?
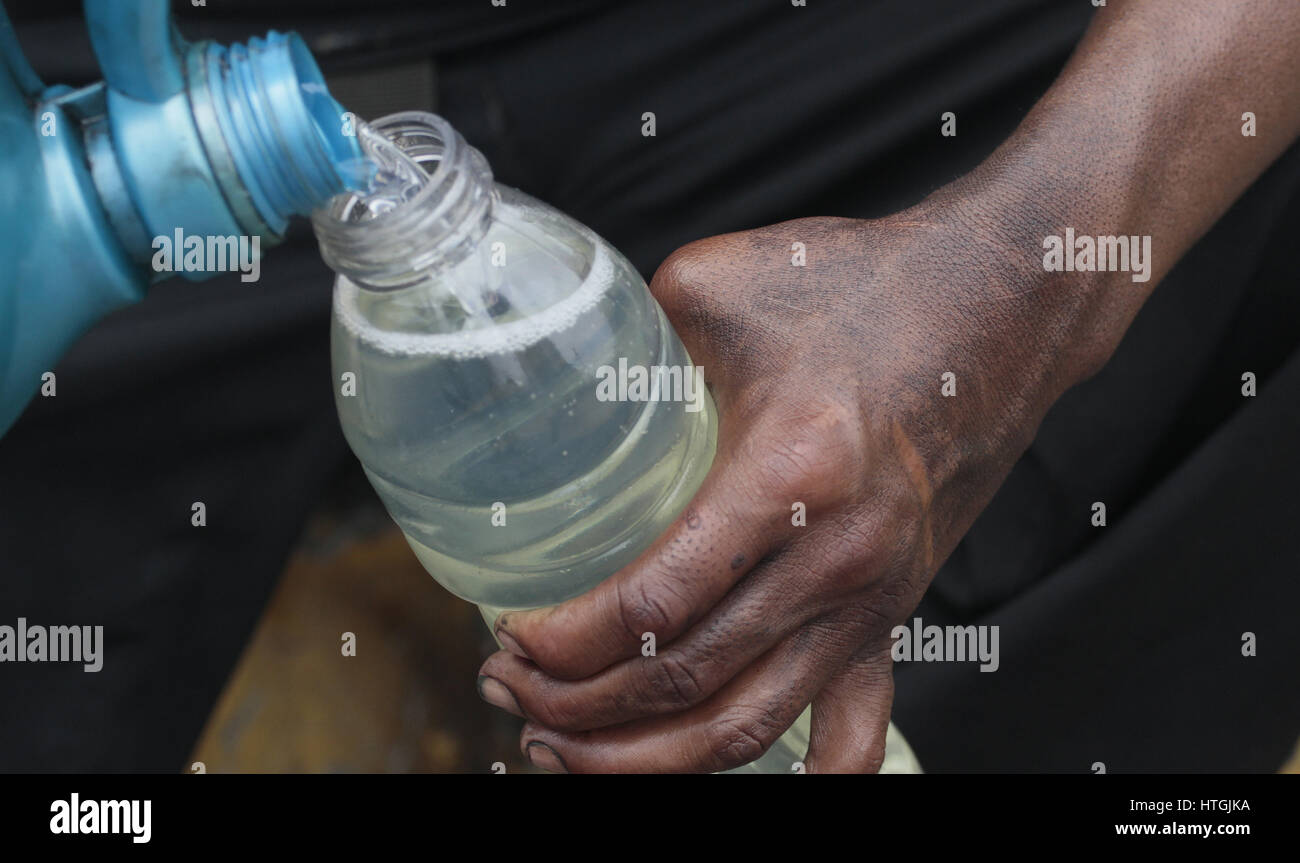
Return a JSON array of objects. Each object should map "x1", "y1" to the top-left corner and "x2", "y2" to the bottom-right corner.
[
  {"x1": 313, "y1": 112, "x2": 920, "y2": 774},
  {"x1": 315, "y1": 112, "x2": 717, "y2": 612}
]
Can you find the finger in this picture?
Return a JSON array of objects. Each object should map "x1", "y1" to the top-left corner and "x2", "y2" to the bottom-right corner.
[
  {"x1": 517, "y1": 607, "x2": 871, "y2": 773},
  {"x1": 803, "y1": 641, "x2": 896, "y2": 774},
  {"x1": 480, "y1": 535, "x2": 870, "y2": 731},
  {"x1": 495, "y1": 435, "x2": 796, "y2": 680}
]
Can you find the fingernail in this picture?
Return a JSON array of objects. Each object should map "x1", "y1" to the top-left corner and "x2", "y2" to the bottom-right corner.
[
  {"x1": 477, "y1": 675, "x2": 523, "y2": 717},
  {"x1": 494, "y1": 617, "x2": 529, "y2": 659},
  {"x1": 525, "y1": 741, "x2": 568, "y2": 774}
]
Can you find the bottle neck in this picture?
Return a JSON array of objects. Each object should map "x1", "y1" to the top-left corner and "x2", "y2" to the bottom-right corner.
[{"x1": 312, "y1": 112, "x2": 496, "y2": 291}]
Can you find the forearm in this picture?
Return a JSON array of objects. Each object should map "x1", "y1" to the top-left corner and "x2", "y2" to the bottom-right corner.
[{"x1": 941, "y1": 0, "x2": 1300, "y2": 394}]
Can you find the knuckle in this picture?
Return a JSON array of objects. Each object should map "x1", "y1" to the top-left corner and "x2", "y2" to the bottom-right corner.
[
  {"x1": 759, "y1": 398, "x2": 867, "y2": 505},
  {"x1": 861, "y1": 745, "x2": 887, "y2": 774},
  {"x1": 705, "y1": 705, "x2": 787, "y2": 770},
  {"x1": 821, "y1": 511, "x2": 891, "y2": 586},
  {"x1": 650, "y1": 241, "x2": 716, "y2": 309},
  {"x1": 640, "y1": 650, "x2": 706, "y2": 710},
  {"x1": 824, "y1": 509, "x2": 880, "y2": 563},
  {"x1": 614, "y1": 579, "x2": 682, "y2": 644}
]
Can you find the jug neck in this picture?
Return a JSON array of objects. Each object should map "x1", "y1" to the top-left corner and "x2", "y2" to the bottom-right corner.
[
  {"x1": 312, "y1": 112, "x2": 496, "y2": 291},
  {"x1": 185, "y1": 33, "x2": 361, "y2": 239}
]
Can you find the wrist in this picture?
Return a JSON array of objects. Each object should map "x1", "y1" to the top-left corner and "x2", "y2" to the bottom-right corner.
[{"x1": 928, "y1": 140, "x2": 1154, "y2": 395}]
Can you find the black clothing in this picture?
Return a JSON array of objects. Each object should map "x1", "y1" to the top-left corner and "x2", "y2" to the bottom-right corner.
[{"x1": 2, "y1": 0, "x2": 1296, "y2": 771}]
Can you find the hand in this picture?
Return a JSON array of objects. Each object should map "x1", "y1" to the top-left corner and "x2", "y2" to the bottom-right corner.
[
  {"x1": 476, "y1": 198, "x2": 1102, "y2": 773},
  {"x1": 472, "y1": 0, "x2": 1300, "y2": 773}
]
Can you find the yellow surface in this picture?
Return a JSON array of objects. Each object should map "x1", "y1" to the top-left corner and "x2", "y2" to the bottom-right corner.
[{"x1": 189, "y1": 517, "x2": 531, "y2": 773}]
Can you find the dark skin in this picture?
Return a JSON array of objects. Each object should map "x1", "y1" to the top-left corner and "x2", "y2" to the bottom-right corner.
[{"x1": 477, "y1": 0, "x2": 1300, "y2": 772}]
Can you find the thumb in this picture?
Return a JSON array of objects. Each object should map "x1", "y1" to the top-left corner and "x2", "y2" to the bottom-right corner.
[{"x1": 803, "y1": 642, "x2": 896, "y2": 774}]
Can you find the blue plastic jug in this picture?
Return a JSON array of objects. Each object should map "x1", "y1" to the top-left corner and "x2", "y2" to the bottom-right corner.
[{"x1": 0, "y1": 0, "x2": 361, "y2": 435}]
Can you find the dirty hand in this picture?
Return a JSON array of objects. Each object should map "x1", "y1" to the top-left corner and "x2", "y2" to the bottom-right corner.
[
  {"x1": 477, "y1": 197, "x2": 1107, "y2": 773},
  {"x1": 475, "y1": 0, "x2": 1300, "y2": 772}
]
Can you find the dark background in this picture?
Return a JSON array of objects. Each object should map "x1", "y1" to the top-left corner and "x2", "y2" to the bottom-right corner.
[{"x1": 1, "y1": 0, "x2": 1298, "y2": 772}]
